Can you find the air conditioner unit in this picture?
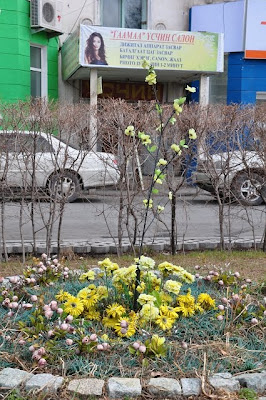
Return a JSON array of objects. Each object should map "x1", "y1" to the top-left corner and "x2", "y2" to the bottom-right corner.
[{"x1": 31, "y1": 0, "x2": 63, "y2": 33}]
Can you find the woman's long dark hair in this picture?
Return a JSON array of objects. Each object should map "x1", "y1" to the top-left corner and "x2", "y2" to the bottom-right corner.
[{"x1": 85, "y1": 32, "x2": 107, "y2": 64}]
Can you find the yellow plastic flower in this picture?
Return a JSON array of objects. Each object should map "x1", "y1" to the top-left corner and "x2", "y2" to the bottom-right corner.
[
  {"x1": 173, "y1": 100, "x2": 183, "y2": 114},
  {"x1": 188, "y1": 128, "x2": 197, "y2": 140},
  {"x1": 164, "y1": 280, "x2": 182, "y2": 295},
  {"x1": 98, "y1": 258, "x2": 119, "y2": 275},
  {"x1": 97, "y1": 285, "x2": 108, "y2": 300},
  {"x1": 106, "y1": 303, "x2": 126, "y2": 318},
  {"x1": 143, "y1": 199, "x2": 153, "y2": 209},
  {"x1": 125, "y1": 125, "x2": 135, "y2": 137},
  {"x1": 136, "y1": 281, "x2": 146, "y2": 293},
  {"x1": 197, "y1": 293, "x2": 216, "y2": 310},
  {"x1": 175, "y1": 290, "x2": 195, "y2": 317},
  {"x1": 84, "y1": 308, "x2": 101, "y2": 321},
  {"x1": 64, "y1": 295, "x2": 84, "y2": 317},
  {"x1": 114, "y1": 316, "x2": 137, "y2": 338},
  {"x1": 154, "y1": 176, "x2": 163, "y2": 184},
  {"x1": 156, "y1": 305, "x2": 178, "y2": 330},
  {"x1": 145, "y1": 71, "x2": 157, "y2": 85},
  {"x1": 79, "y1": 270, "x2": 95, "y2": 282},
  {"x1": 138, "y1": 293, "x2": 156, "y2": 306},
  {"x1": 157, "y1": 158, "x2": 167, "y2": 166},
  {"x1": 142, "y1": 59, "x2": 150, "y2": 69},
  {"x1": 135, "y1": 255, "x2": 155, "y2": 271},
  {"x1": 171, "y1": 144, "x2": 182, "y2": 155},
  {"x1": 138, "y1": 131, "x2": 152, "y2": 146},
  {"x1": 159, "y1": 291, "x2": 173, "y2": 304},
  {"x1": 185, "y1": 85, "x2": 196, "y2": 93},
  {"x1": 157, "y1": 205, "x2": 164, "y2": 213},
  {"x1": 179, "y1": 271, "x2": 195, "y2": 284},
  {"x1": 140, "y1": 303, "x2": 159, "y2": 321},
  {"x1": 56, "y1": 290, "x2": 72, "y2": 302},
  {"x1": 168, "y1": 191, "x2": 173, "y2": 200}
]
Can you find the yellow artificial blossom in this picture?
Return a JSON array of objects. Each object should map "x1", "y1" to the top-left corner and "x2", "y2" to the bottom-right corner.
[
  {"x1": 56, "y1": 290, "x2": 72, "y2": 302},
  {"x1": 124, "y1": 125, "x2": 135, "y2": 137},
  {"x1": 154, "y1": 175, "x2": 163, "y2": 184},
  {"x1": 164, "y1": 280, "x2": 182, "y2": 296},
  {"x1": 63, "y1": 295, "x2": 84, "y2": 317},
  {"x1": 98, "y1": 258, "x2": 119, "y2": 275},
  {"x1": 173, "y1": 100, "x2": 183, "y2": 115},
  {"x1": 138, "y1": 131, "x2": 152, "y2": 146},
  {"x1": 106, "y1": 303, "x2": 126, "y2": 318},
  {"x1": 157, "y1": 158, "x2": 167, "y2": 166},
  {"x1": 185, "y1": 85, "x2": 196, "y2": 93},
  {"x1": 79, "y1": 270, "x2": 95, "y2": 282},
  {"x1": 157, "y1": 205, "x2": 164, "y2": 213},
  {"x1": 140, "y1": 303, "x2": 159, "y2": 321},
  {"x1": 197, "y1": 293, "x2": 216, "y2": 310},
  {"x1": 142, "y1": 59, "x2": 150, "y2": 69},
  {"x1": 135, "y1": 255, "x2": 155, "y2": 271},
  {"x1": 188, "y1": 128, "x2": 197, "y2": 140},
  {"x1": 171, "y1": 144, "x2": 182, "y2": 155},
  {"x1": 84, "y1": 308, "x2": 101, "y2": 321},
  {"x1": 138, "y1": 293, "x2": 156, "y2": 305},
  {"x1": 168, "y1": 191, "x2": 173, "y2": 200},
  {"x1": 143, "y1": 199, "x2": 153, "y2": 209},
  {"x1": 145, "y1": 71, "x2": 157, "y2": 85},
  {"x1": 155, "y1": 305, "x2": 178, "y2": 330},
  {"x1": 175, "y1": 289, "x2": 196, "y2": 317}
]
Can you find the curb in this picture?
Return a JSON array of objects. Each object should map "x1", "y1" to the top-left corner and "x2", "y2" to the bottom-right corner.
[
  {"x1": 0, "y1": 368, "x2": 265, "y2": 398},
  {"x1": 1, "y1": 236, "x2": 264, "y2": 255}
]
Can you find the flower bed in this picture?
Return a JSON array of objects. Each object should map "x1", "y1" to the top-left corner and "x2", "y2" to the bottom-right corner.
[{"x1": 0, "y1": 254, "x2": 265, "y2": 379}]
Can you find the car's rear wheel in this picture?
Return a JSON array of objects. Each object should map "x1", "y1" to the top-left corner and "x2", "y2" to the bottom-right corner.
[
  {"x1": 48, "y1": 171, "x2": 81, "y2": 202},
  {"x1": 231, "y1": 171, "x2": 265, "y2": 206}
]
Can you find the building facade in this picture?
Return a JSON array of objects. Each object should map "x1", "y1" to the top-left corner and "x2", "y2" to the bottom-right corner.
[{"x1": 0, "y1": 0, "x2": 61, "y2": 103}]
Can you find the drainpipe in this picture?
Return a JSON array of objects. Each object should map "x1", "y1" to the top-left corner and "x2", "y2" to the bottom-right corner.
[{"x1": 90, "y1": 68, "x2": 98, "y2": 152}]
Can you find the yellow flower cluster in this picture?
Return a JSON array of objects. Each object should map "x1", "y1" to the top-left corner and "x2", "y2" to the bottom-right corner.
[{"x1": 55, "y1": 257, "x2": 215, "y2": 337}]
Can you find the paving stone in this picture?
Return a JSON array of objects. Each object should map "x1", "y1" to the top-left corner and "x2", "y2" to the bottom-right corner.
[
  {"x1": 235, "y1": 372, "x2": 266, "y2": 393},
  {"x1": 25, "y1": 373, "x2": 64, "y2": 393},
  {"x1": 183, "y1": 241, "x2": 199, "y2": 251},
  {"x1": 209, "y1": 373, "x2": 240, "y2": 393},
  {"x1": 233, "y1": 240, "x2": 253, "y2": 249},
  {"x1": 199, "y1": 241, "x2": 219, "y2": 250},
  {"x1": 0, "y1": 368, "x2": 33, "y2": 390},
  {"x1": 147, "y1": 242, "x2": 165, "y2": 251},
  {"x1": 90, "y1": 244, "x2": 110, "y2": 254},
  {"x1": 74, "y1": 245, "x2": 91, "y2": 254},
  {"x1": 147, "y1": 377, "x2": 182, "y2": 397},
  {"x1": 180, "y1": 377, "x2": 201, "y2": 396},
  {"x1": 107, "y1": 377, "x2": 141, "y2": 398},
  {"x1": 67, "y1": 378, "x2": 104, "y2": 397}
]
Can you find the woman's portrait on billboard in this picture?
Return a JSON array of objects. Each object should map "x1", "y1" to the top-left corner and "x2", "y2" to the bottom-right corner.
[{"x1": 84, "y1": 32, "x2": 108, "y2": 65}]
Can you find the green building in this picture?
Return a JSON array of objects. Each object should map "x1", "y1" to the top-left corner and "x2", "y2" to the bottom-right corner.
[{"x1": 0, "y1": 0, "x2": 62, "y2": 103}]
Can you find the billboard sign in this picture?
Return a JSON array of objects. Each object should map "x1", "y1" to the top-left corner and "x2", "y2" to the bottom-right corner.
[
  {"x1": 245, "y1": 0, "x2": 266, "y2": 59},
  {"x1": 79, "y1": 25, "x2": 223, "y2": 73}
]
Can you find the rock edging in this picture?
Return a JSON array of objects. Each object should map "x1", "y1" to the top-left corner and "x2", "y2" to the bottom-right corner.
[{"x1": 0, "y1": 368, "x2": 265, "y2": 398}]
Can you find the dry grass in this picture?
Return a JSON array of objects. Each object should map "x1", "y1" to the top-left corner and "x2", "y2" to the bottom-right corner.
[{"x1": 1, "y1": 249, "x2": 265, "y2": 282}]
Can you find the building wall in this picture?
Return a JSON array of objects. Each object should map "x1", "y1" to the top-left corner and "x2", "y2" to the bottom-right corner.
[
  {"x1": 0, "y1": 0, "x2": 59, "y2": 103},
  {"x1": 227, "y1": 53, "x2": 266, "y2": 104}
]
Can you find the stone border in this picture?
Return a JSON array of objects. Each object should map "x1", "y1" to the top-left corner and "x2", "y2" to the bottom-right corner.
[
  {"x1": 1, "y1": 236, "x2": 264, "y2": 255},
  {"x1": 0, "y1": 368, "x2": 265, "y2": 398}
]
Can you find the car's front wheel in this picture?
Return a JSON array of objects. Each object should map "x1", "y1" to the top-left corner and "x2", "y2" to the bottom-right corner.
[
  {"x1": 48, "y1": 171, "x2": 81, "y2": 202},
  {"x1": 231, "y1": 171, "x2": 265, "y2": 206}
]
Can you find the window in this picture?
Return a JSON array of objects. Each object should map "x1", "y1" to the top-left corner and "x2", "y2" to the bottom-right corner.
[
  {"x1": 30, "y1": 45, "x2": 47, "y2": 99},
  {"x1": 0, "y1": 134, "x2": 53, "y2": 153},
  {"x1": 256, "y1": 92, "x2": 266, "y2": 104},
  {"x1": 102, "y1": 0, "x2": 147, "y2": 29}
]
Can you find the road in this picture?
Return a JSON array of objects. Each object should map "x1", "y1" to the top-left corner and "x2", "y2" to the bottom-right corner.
[{"x1": 1, "y1": 188, "x2": 265, "y2": 245}]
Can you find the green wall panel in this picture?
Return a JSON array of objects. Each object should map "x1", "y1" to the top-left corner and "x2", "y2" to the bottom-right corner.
[{"x1": 0, "y1": 0, "x2": 59, "y2": 103}]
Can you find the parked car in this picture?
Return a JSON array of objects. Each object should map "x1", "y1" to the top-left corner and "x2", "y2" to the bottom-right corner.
[
  {"x1": 0, "y1": 131, "x2": 119, "y2": 202},
  {"x1": 192, "y1": 147, "x2": 266, "y2": 206}
]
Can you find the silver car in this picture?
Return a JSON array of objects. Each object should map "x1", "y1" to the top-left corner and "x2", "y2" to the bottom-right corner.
[
  {"x1": 192, "y1": 148, "x2": 266, "y2": 206},
  {"x1": 0, "y1": 131, "x2": 119, "y2": 202}
]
